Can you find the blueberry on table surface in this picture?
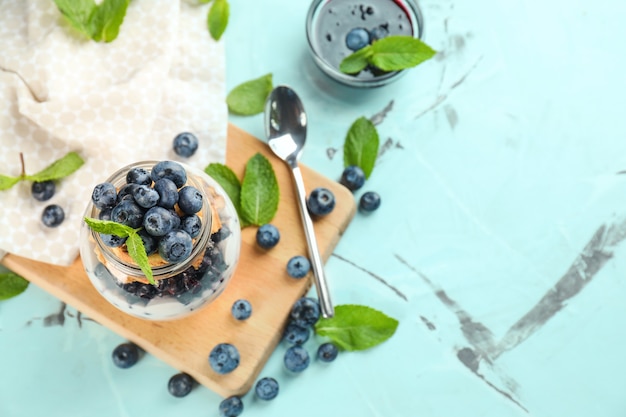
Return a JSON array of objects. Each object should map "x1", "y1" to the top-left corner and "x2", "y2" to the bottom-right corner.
[
  {"x1": 111, "y1": 200, "x2": 145, "y2": 228},
  {"x1": 306, "y1": 187, "x2": 335, "y2": 217},
  {"x1": 346, "y1": 27, "x2": 370, "y2": 51},
  {"x1": 167, "y1": 372, "x2": 195, "y2": 398},
  {"x1": 143, "y1": 206, "x2": 176, "y2": 237},
  {"x1": 158, "y1": 229, "x2": 193, "y2": 263},
  {"x1": 41, "y1": 204, "x2": 64, "y2": 228},
  {"x1": 231, "y1": 299, "x2": 252, "y2": 321},
  {"x1": 283, "y1": 322, "x2": 310, "y2": 345},
  {"x1": 284, "y1": 345, "x2": 310, "y2": 373},
  {"x1": 178, "y1": 185, "x2": 203, "y2": 214},
  {"x1": 181, "y1": 214, "x2": 202, "y2": 238},
  {"x1": 92, "y1": 182, "x2": 117, "y2": 209},
  {"x1": 31, "y1": 180, "x2": 55, "y2": 201},
  {"x1": 173, "y1": 132, "x2": 199, "y2": 158},
  {"x1": 359, "y1": 191, "x2": 381, "y2": 213},
  {"x1": 287, "y1": 255, "x2": 311, "y2": 279},
  {"x1": 111, "y1": 342, "x2": 140, "y2": 369},
  {"x1": 290, "y1": 297, "x2": 321, "y2": 328},
  {"x1": 126, "y1": 167, "x2": 152, "y2": 186},
  {"x1": 132, "y1": 184, "x2": 160, "y2": 208},
  {"x1": 317, "y1": 342, "x2": 339, "y2": 362},
  {"x1": 340, "y1": 165, "x2": 366, "y2": 192},
  {"x1": 209, "y1": 343, "x2": 240, "y2": 374},
  {"x1": 255, "y1": 377, "x2": 279, "y2": 401},
  {"x1": 219, "y1": 396, "x2": 243, "y2": 417},
  {"x1": 151, "y1": 160, "x2": 187, "y2": 188},
  {"x1": 256, "y1": 223, "x2": 280, "y2": 249},
  {"x1": 154, "y1": 178, "x2": 179, "y2": 209}
]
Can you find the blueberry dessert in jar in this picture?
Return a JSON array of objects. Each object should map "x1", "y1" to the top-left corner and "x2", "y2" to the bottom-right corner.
[
  {"x1": 306, "y1": 0, "x2": 424, "y2": 87},
  {"x1": 79, "y1": 161, "x2": 241, "y2": 320}
]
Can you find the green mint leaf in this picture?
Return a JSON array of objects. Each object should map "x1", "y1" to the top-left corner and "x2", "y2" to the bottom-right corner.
[
  {"x1": 207, "y1": 0, "x2": 229, "y2": 41},
  {"x1": 314, "y1": 304, "x2": 399, "y2": 351},
  {"x1": 83, "y1": 217, "x2": 135, "y2": 237},
  {"x1": 198, "y1": 0, "x2": 213, "y2": 3},
  {"x1": 89, "y1": 0, "x2": 130, "y2": 42},
  {"x1": 339, "y1": 45, "x2": 373, "y2": 74},
  {"x1": 227, "y1": 73, "x2": 273, "y2": 116},
  {"x1": 53, "y1": 0, "x2": 96, "y2": 39},
  {"x1": 240, "y1": 153, "x2": 279, "y2": 226},
  {"x1": 0, "y1": 175, "x2": 20, "y2": 191},
  {"x1": 204, "y1": 163, "x2": 249, "y2": 226},
  {"x1": 343, "y1": 116, "x2": 379, "y2": 178},
  {"x1": 26, "y1": 152, "x2": 85, "y2": 183},
  {"x1": 0, "y1": 272, "x2": 29, "y2": 301},
  {"x1": 125, "y1": 232, "x2": 154, "y2": 285},
  {"x1": 370, "y1": 36, "x2": 437, "y2": 72}
]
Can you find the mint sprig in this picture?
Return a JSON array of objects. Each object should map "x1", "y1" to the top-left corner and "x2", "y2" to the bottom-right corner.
[
  {"x1": 314, "y1": 304, "x2": 399, "y2": 351},
  {"x1": 343, "y1": 117, "x2": 379, "y2": 179},
  {"x1": 53, "y1": 0, "x2": 130, "y2": 43},
  {"x1": 83, "y1": 217, "x2": 155, "y2": 285},
  {"x1": 340, "y1": 35, "x2": 437, "y2": 74},
  {"x1": 0, "y1": 272, "x2": 29, "y2": 301},
  {"x1": 0, "y1": 152, "x2": 85, "y2": 191},
  {"x1": 226, "y1": 73, "x2": 274, "y2": 116}
]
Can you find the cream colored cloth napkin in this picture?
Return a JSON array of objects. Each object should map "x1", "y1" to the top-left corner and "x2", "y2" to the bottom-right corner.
[{"x1": 0, "y1": 0, "x2": 227, "y2": 266}]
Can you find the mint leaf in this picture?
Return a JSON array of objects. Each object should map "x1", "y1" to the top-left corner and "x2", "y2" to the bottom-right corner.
[
  {"x1": 26, "y1": 152, "x2": 85, "y2": 183},
  {"x1": 53, "y1": 0, "x2": 95, "y2": 38},
  {"x1": 314, "y1": 304, "x2": 399, "y2": 351},
  {"x1": 339, "y1": 45, "x2": 373, "y2": 74},
  {"x1": 125, "y1": 232, "x2": 154, "y2": 285},
  {"x1": 343, "y1": 117, "x2": 379, "y2": 178},
  {"x1": 83, "y1": 217, "x2": 136, "y2": 237},
  {"x1": 89, "y1": 0, "x2": 130, "y2": 42},
  {"x1": 0, "y1": 272, "x2": 29, "y2": 301},
  {"x1": 370, "y1": 36, "x2": 437, "y2": 71},
  {"x1": 240, "y1": 153, "x2": 279, "y2": 226},
  {"x1": 0, "y1": 175, "x2": 20, "y2": 191},
  {"x1": 204, "y1": 163, "x2": 248, "y2": 226},
  {"x1": 227, "y1": 73, "x2": 273, "y2": 116},
  {"x1": 207, "y1": 0, "x2": 229, "y2": 41}
]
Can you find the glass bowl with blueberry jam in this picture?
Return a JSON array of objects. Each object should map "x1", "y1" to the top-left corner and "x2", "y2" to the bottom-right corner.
[
  {"x1": 306, "y1": 0, "x2": 424, "y2": 87},
  {"x1": 79, "y1": 160, "x2": 241, "y2": 321}
]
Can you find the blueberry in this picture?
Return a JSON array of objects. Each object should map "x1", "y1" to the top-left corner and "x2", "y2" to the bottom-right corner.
[
  {"x1": 116, "y1": 183, "x2": 138, "y2": 203},
  {"x1": 306, "y1": 187, "x2": 335, "y2": 217},
  {"x1": 100, "y1": 233, "x2": 127, "y2": 247},
  {"x1": 317, "y1": 342, "x2": 339, "y2": 362},
  {"x1": 169, "y1": 209, "x2": 182, "y2": 230},
  {"x1": 287, "y1": 255, "x2": 311, "y2": 279},
  {"x1": 41, "y1": 204, "x2": 64, "y2": 228},
  {"x1": 283, "y1": 322, "x2": 310, "y2": 345},
  {"x1": 99, "y1": 208, "x2": 112, "y2": 221},
  {"x1": 178, "y1": 186, "x2": 203, "y2": 214},
  {"x1": 126, "y1": 167, "x2": 152, "y2": 186},
  {"x1": 167, "y1": 372, "x2": 194, "y2": 397},
  {"x1": 132, "y1": 184, "x2": 159, "y2": 208},
  {"x1": 173, "y1": 132, "x2": 199, "y2": 158},
  {"x1": 284, "y1": 345, "x2": 310, "y2": 373},
  {"x1": 143, "y1": 206, "x2": 175, "y2": 237},
  {"x1": 31, "y1": 180, "x2": 55, "y2": 201},
  {"x1": 290, "y1": 297, "x2": 321, "y2": 328},
  {"x1": 92, "y1": 182, "x2": 117, "y2": 209},
  {"x1": 359, "y1": 191, "x2": 381, "y2": 213},
  {"x1": 158, "y1": 229, "x2": 193, "y2": 263},
  {"x1": 209, "y1": 343, "x2": 240, "y2": 374},
  {"x1": 154, "y1": 178, "x2": 179, "y2": 209},
  {"x1": 219, "y1": 396, "x2": 243, "y2": 417},
  {"x1": 255, "y1": 377, "x2": 279, "y2": 401},
  {"x1": 340, "y1": 165, "x2": 365, "y2": 191},
  {"x1": 346, "y1": 27, "x2": 370, "y2": 51},
  {"x1": 111, "y1": 200, "x2": 144, "y2": 228},
  {"x1": 231, "y1": 299, "x2": 252, "y2": 321},
  {"x1": 181, "y1": 214, "x2": 202, "y2": 238},
  {"x1": 111, "y1": 342, "x2": 140, "y2": 369},
  {"x1": 137, "y1": 229, "x2": 158, "y2": 255},
  {"x1": 370, "y1": 25, "x2": 389, "y2": 41},
  {"x1": 256, "y1": 224, "x2": 280, "y2": 249},
  {"x1": 151, "y1": 161, "x2": 187, "y2": 188}
]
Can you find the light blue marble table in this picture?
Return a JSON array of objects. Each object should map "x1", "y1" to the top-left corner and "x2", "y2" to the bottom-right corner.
[{"x1": 2, "y1": 0, "x2": 626, "y2": 415}]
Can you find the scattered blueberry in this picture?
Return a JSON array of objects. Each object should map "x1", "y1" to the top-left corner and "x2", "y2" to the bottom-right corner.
[
  {"x1": 284, "y1": 345, "x2": 310, "y2": 373},
  {"x1": 168, "y1": 372, "x2": 195, "y2": 397},
  {"x1": 158, "y1": 229, "x2": 193, "y2": 263},
  {"x1": 178, "y1": 186, "x2": 203, "y2": 214},
  {"x1": 209, "y1": 343, "x2": 240, "y2": 374},
  {"x1": 143, "y1": 206, "x2": 176, "y2": 237},
  {"x1": 283, "y1": 322, "x2": 310, "y2": 345},
  {"x1": 345, "y1": 27, "x2": 370, "y2": 51},
  {"x1": 256, "y1": 224, "x2": 280, "y2": 249},
  {"x1": 92, "y1": 182, "x2": 117, "y2": 209},
  {"x1": 31, "y1": 180, "x2": 55, "y2": 201},
  {"x1": 359, "y1": 191, "x2": 381, "y2": 213},
  {"x1": 340, "y1": 165, "x2": 365, "y2": 191},
  {"x1": 290, "y1": 297, "x2": 321, "y2": 328},
  {"x1": 231, "y1": 299, "x2": 252, "y2": 321},
  {"x1": 132, "y1": 184, "x2": 160, "y2": 208},
  {"x1": 317, "y1": 342, "x2": 339, "y2": 362},
  {"x1": 151, "y1": 160, "x2": 187, "y2": 188},
  {"x1": 100, "y1": 233, "x2": 127, "y2": 248},
  {"x1": 111, "y1": 200, "x2": 145, "y2": 228},
  {"x1": 287, "y1": 255, "x2": 311, "y2": 279},
  {"x1": 370, "y1": 25, "x2": 389, "y2": 41},
  {"x1": 306, "y1": 187, "x2": 335, "y2": 217},
  {"x1": 255, "y1": 377, "x2": 279, "y2": 401},
  {"x1": 112, "y1": 342, "x2": 140, "y2": 368},
  {"x1": 154, "y1": 178, "x2": 179, "y2": 209},
  {"x1": 173, "y1": 132, "x2": 199, "y2": 158},
  {"x1": 219, "y1": 396, "x2": 243, "y2": 417},
  {"x1": 181, "y1": 214, "x2": 202, "y2": 238},
  {"x1": 41, "y1": 204, "x2": 64, "y2": 228},
  {"x1": 126, "y1": 167, "x2": 152, "y2": 186}
]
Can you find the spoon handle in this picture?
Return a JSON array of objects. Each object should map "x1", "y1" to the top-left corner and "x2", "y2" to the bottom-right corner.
[{"x1": 290, "y1": 164, "x2": 334, "y2": 318}]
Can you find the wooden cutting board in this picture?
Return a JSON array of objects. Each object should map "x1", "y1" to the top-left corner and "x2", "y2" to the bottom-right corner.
[{"x1": 1, "y1": 124, "x2": 356, "y2": 397}]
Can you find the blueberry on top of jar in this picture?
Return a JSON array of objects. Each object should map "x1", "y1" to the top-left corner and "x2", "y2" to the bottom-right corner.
[{"x1": 345, "y1": 27, "x2": 370, "y2": 51}]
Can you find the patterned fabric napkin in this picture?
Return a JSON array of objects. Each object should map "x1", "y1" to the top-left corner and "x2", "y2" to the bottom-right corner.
[{"x1": 0, "y1": 0, "x2": 227, "y2": 266}]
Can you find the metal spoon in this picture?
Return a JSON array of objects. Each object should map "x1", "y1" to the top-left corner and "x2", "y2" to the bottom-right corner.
[{"x1": 264, "y1": 85, "x2": 334, "y2": 318}]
